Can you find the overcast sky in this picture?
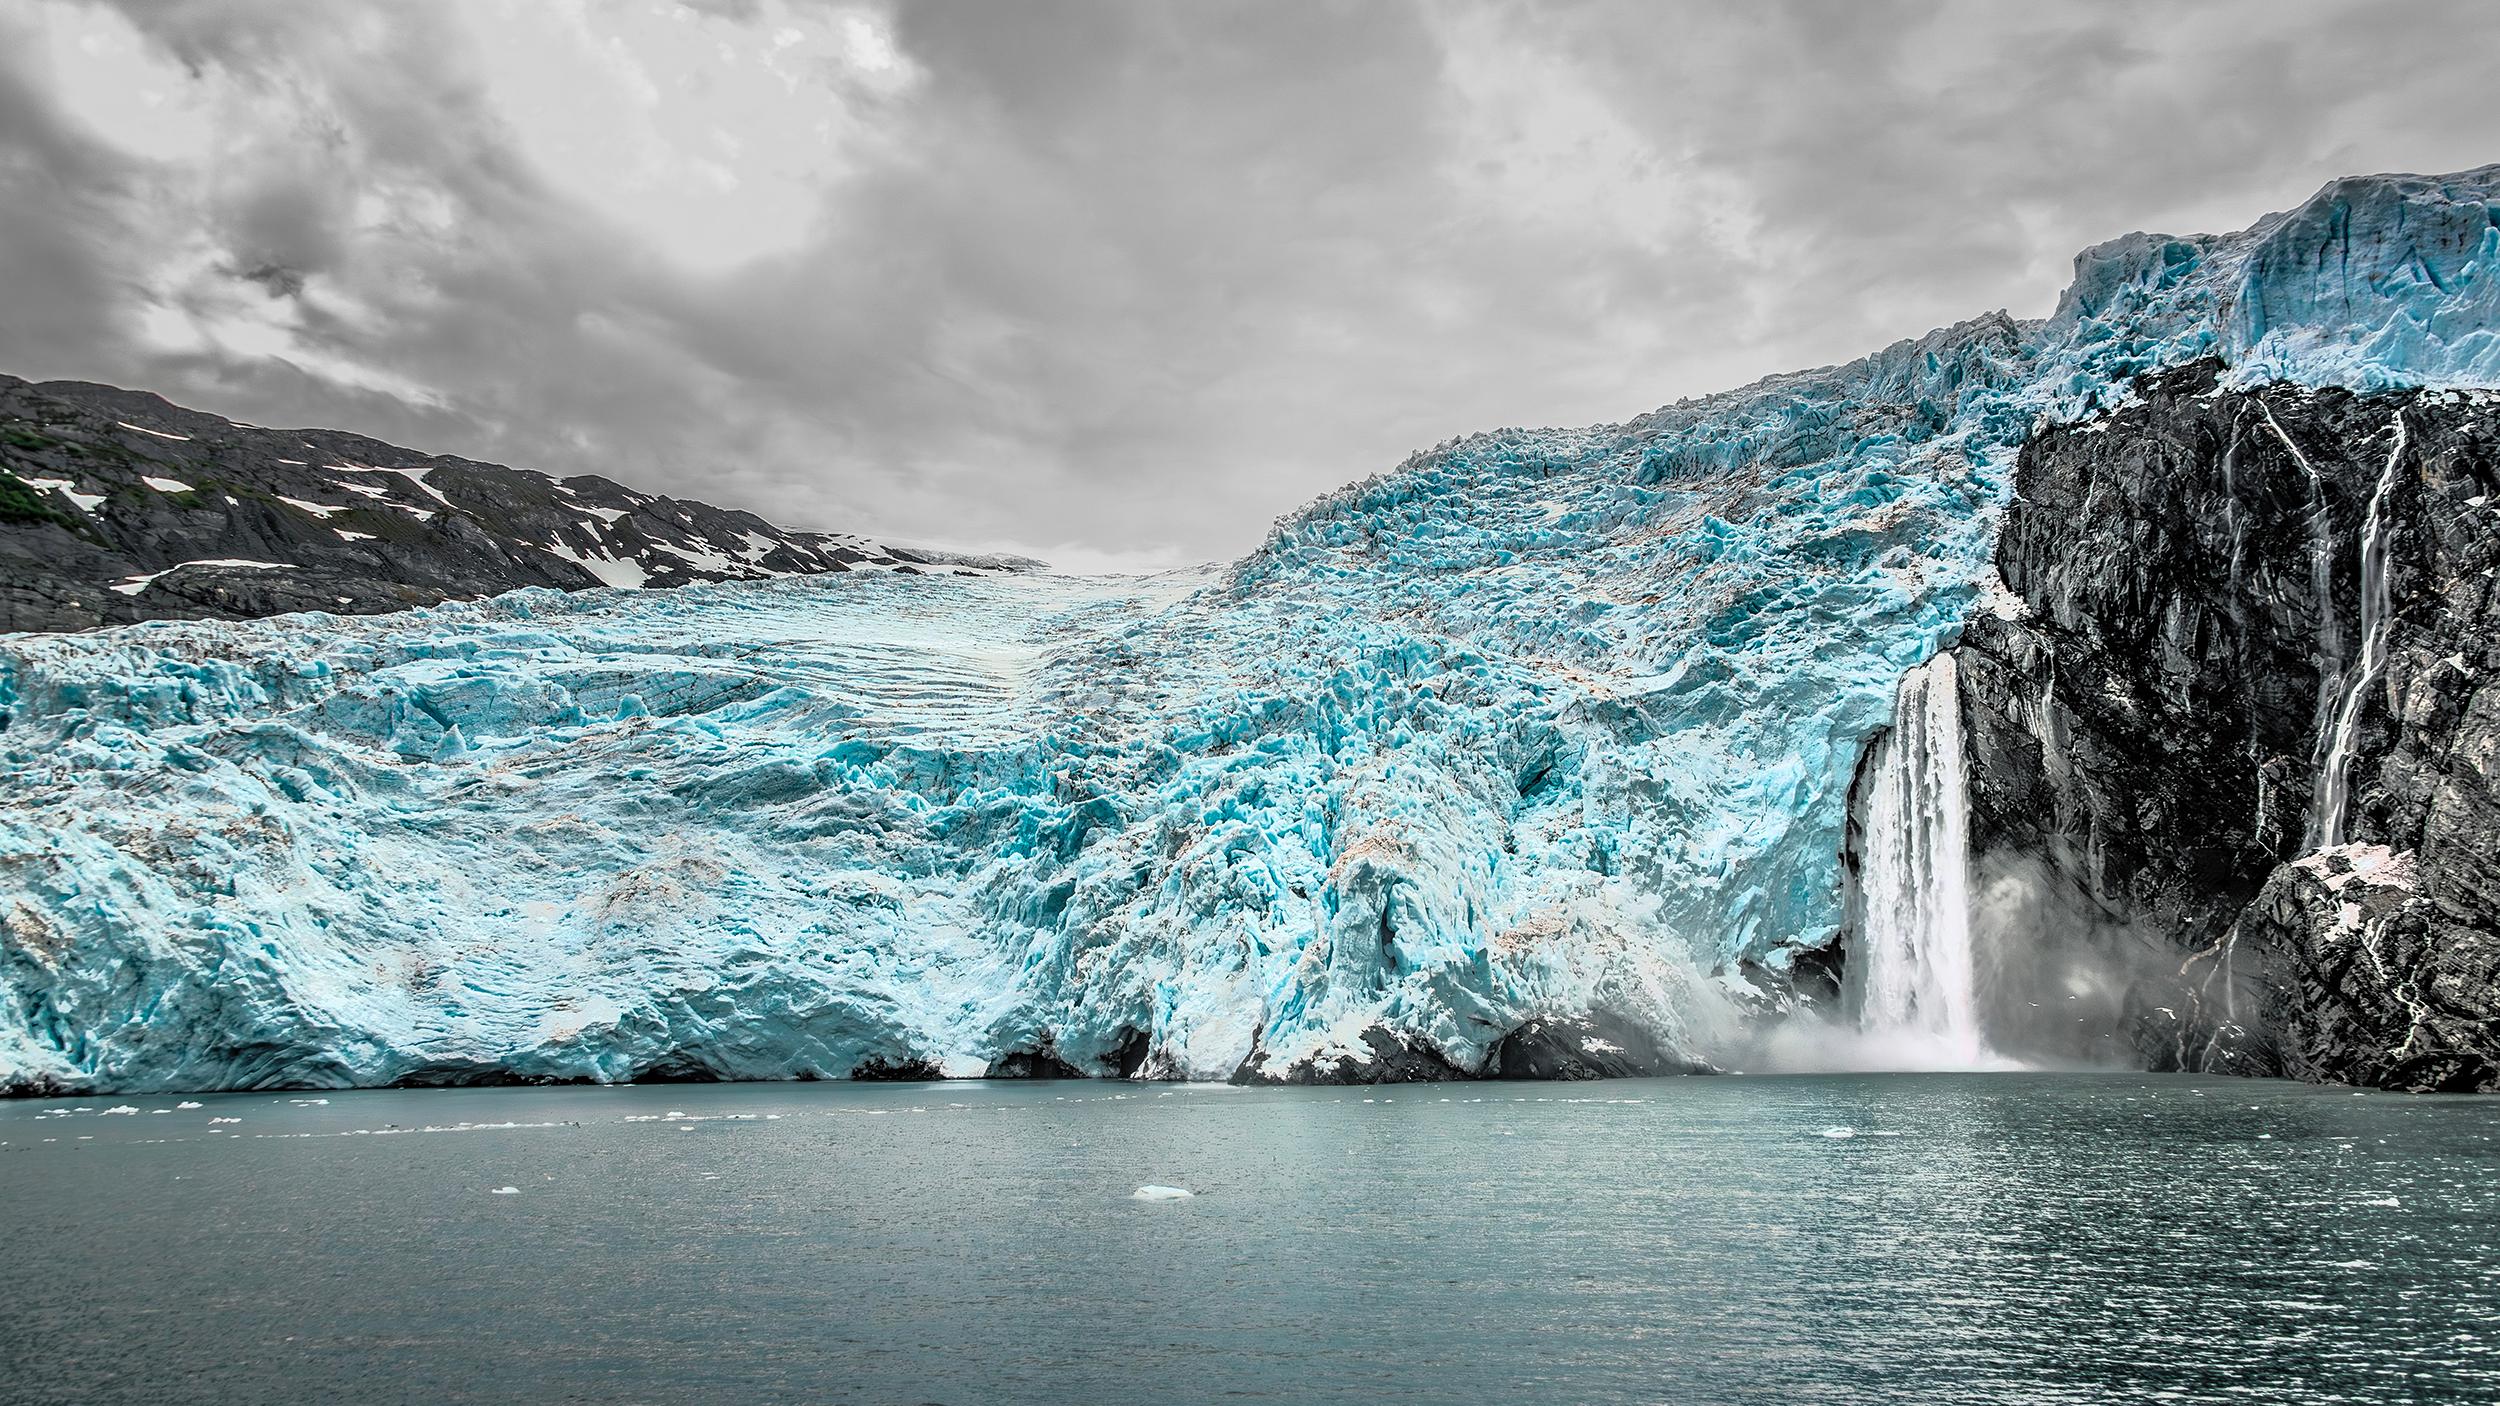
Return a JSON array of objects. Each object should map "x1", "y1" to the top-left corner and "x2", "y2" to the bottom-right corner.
[{"x1": 4, "y1": 1, "x2": 2496, "y2": 569}]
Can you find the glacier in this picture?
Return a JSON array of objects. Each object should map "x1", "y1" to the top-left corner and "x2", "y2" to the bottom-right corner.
[{"x1": 6, "y1": 166, "x2": 2500, "y2": 1093}]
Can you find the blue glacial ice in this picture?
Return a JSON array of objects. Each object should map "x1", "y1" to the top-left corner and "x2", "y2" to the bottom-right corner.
[{"x1": 6, "y1": 167, "x2": 2500, "y2": 1092}]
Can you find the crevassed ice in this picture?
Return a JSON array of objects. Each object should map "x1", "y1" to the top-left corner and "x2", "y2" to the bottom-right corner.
[{"x1": 4, "y1": 168, "x2": 2498, "y2": 1092}]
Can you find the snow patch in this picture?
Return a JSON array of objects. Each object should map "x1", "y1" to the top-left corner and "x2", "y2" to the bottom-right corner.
[
  {"x1": 2293, "y1": 844, "x2": 2418, "y2": 894},
  {"x1": 547, "y1": 540, "x2": 650, "y2": 589},
  {"x1": 18, "y1": 476, "x2": 103, "y2": 512},
  {"x1": 108, "y1": 560, "x2": 296, "y2": 595}
]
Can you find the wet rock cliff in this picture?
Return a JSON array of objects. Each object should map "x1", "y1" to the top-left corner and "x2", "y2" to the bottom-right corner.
[{"x1": 1949, "y1": 360, "x2": 2500, "y2": 1091}]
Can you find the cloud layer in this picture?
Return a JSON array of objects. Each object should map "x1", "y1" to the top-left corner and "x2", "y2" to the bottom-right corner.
[{"x1": 5, "y1": 0, "x2": 2497, "y2": 567}]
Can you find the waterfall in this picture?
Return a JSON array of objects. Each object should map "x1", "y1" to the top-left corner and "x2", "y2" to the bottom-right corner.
[
  {"x1": 2220, "y1": 412, "x2": 2248, "y2": 604},
  {"x1": 2313, "y1": 410, "x2": 2408, "y2": 849},
  {"x1": 1856, "y1": 653, "x2": 1985, "y2": 1063},
  {"x1": 2256, "y1": 399, "x2": 2348, "y2": 842}
]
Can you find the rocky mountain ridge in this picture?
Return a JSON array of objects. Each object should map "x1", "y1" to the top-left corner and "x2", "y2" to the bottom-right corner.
[{"x1": 0, "y1": 374, "x2": 1037, "y2": 634}]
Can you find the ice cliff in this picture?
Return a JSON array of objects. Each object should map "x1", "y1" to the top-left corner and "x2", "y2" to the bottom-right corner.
[{"x1": 6, "y1": 167, "x2": 2500, "y2": 1093}]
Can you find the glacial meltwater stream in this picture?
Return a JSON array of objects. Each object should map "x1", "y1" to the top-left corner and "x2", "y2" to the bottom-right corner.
[{"x1": 3, "y1": 1075, "x2": 2494, "y2": 1405}]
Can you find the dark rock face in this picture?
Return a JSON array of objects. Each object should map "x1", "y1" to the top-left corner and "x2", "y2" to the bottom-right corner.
[
  {"x1": 390, "y1": 1062, "x2": 596, "y2": 1089},
  {"x1": 1231, "y1": 1013, "x2": 1705, "y2": 1085},
  {"x1": 1950, "y1": 360, "x2": 2500, "y2": 1090},
  {"x1": 1484, "y1": 1013, "x2": 1706, "y2": 1080},
  {"x1": 2236, "y1": 849, "x2": 2495, "y2": 1091},
  {"x1": 1231, "y1": 1025, "x2": 1476, "y2": 1085},
  {"x1": 989, "y1": 1041, "x2": 1088, "y2": 1079},
  {"x1": 849, "y1": 1056, "x2": 947, "y2": 1082},
  {"x1": 0, "y1": 374, "x2": 1039, "y2": 633}
]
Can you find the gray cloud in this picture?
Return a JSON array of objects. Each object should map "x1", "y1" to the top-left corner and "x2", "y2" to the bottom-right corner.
[{"x1": 2, "y1": 0, "x2": 2496, "y2": 568}]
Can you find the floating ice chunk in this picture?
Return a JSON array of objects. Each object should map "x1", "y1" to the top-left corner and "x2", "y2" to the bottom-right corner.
[
  {"x1": 176, "y1": 1101, "x2": 202, "y2": 1109},
  {"x1": 1131, "y1": 1185, "x2": 1195, "y2": 1201},
  {"x1": 489, "y1": 1186, "x2": 520, "y2": 1195},
  {"x1": 1819, "y1": 1126, "x2": 1857, "y2": 1140},
  {"x1": 208, "y1": 1116, "x2": 240, "y2": 1124},
  {"x1": 2362, "y1": 1196, "x2": 2401, "y2": 1207}
]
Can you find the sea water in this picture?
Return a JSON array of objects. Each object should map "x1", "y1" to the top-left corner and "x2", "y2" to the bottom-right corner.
[{"x1": 2, "y1": 1073, "x2": 2494, "y2": 1405}]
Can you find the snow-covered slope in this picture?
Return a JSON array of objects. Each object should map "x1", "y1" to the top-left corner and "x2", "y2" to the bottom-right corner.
[
  {"x1": 6, "y1": 167, "x2": 2499, "y2": 1093},
  {"x1": 0, "y1": 376, "x2": 1038, "y2": 634}
]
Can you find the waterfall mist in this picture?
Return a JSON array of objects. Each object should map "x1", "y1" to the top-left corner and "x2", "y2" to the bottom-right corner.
[{"x1": 1751, "y1": 648, "x2": 2248, "y2": 1077}]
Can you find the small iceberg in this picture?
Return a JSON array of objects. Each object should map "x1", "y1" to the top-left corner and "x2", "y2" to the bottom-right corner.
[
  {"x1": 176, "y1": 1101, "x2": 202, "y2": 1109},
  {"x1": 489, "y1": 1186, "x2": 520, "y2": 1195},
  {"x1": 1819, "y1": 1126, "x2": 1857, "y2": 1140},
  {"x1": 1131, "y1": 1184, "x2": 1195, "y2": 1201}
]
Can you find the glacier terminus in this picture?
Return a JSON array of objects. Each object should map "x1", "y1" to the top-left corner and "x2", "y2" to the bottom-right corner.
[{"x1": 7, "y1": 167, "x2": 2500, "y2": 1095}]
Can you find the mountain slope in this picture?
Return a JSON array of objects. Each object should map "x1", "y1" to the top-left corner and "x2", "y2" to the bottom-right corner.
[{"x1": 0, "y1": 375, "x2": 1037, "y2": 633}]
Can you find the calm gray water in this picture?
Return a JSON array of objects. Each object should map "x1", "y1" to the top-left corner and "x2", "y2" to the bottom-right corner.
[{"x1": 2, "y1": 1072, "x2": 2495, "y2": 1405}]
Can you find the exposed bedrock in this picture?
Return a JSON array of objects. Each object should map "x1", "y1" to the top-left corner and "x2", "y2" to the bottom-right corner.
[
  {"x1": 1228, "y1": 1012, "x2": 1710, "y2": 1085},
  {"x1": 1944, "y1": 360, "x2": 2500, "y2": 1090},
  {"x1": 0, "y1": 375, "x2": 1038, "y2": 634}
]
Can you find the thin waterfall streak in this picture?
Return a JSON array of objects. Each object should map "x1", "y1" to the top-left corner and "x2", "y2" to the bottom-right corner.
[
  {"x1": 1856, "y1": 654, "x2": 1984, "y2": 1064},
  {"x1": 2315, "y1": 410, "x2": 2408, "y2": 849},
  {"x1": 2224, "y1": 411, "x2": 2267, "y2": 840},
  {"x1": 2220, "y1": 413, "x2": 2248, "y2": 607},
  {"x1": 2258, "y1": 398, "x2": 2347, "y2": 841}
]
